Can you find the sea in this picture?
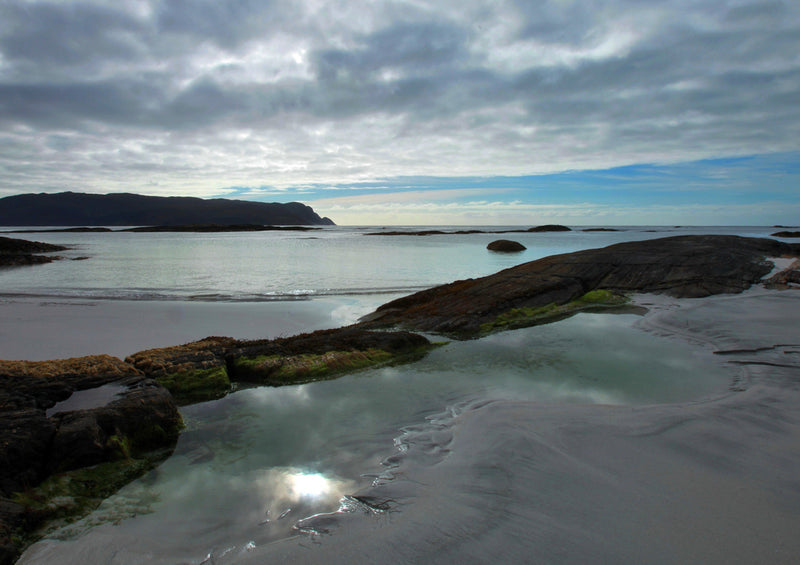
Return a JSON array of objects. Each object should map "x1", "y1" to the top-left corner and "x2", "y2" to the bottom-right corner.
[
  {"x1": 4, "y1": 225, "x2": 800, "y2": 564},
  {"x1": 0, "y1": 225, "x2": 783, "y2": 304}
]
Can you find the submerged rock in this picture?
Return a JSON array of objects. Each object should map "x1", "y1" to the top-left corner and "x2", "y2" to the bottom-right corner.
[
  {"x1": 359, "y1": 235, "x2": 800, "y2": 338},
  {"x1": 487, "y1": 239, "x2": 526, "y2": 252}
]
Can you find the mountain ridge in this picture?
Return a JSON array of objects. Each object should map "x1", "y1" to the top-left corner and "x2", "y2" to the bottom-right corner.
[{"x1": 0, "y1": 192, "x2": 335, "y2": 226}]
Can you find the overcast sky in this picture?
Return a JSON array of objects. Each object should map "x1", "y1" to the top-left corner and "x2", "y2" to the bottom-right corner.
[{"x1": 1, "y1": 0, "x2": 798, "y2": 225}]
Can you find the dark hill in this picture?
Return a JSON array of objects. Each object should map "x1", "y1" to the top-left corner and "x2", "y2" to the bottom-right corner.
[{"x1": 0, "y1": 192, "x2": 335, "y2": 226}]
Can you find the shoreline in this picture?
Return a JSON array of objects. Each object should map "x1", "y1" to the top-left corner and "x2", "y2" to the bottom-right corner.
[
  {"x1": 3, "y1": 234, "x2": 799, "y2": 563},
  {"x1": 227, "y1": 287, "x2": 800, "y2": 565},
  {"x1": 0, "y1": 294, "x2": 402, "y2": 361}
]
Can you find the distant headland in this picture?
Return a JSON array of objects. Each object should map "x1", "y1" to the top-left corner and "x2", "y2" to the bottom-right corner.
[{"x1": 0, "y1": 192, "x2": 335, "y2": 227}]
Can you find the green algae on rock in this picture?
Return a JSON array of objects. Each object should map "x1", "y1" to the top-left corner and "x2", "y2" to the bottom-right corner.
[
  {"x1": 233, "y1": 349, "x2": 395, "y2": 385},
  {"x1": 128, "y1": 328, "x2": 433, "y2": 401},
  {"x1": 157, "y1": 366, "x2": 231, "y2": 404},
  {"x1": 0, "y1": 355, "x2": 182, "y2": 564},
  {"x1": 480, "y1": 289, "x2": 633, "y2": 335},
  {"x1": 125, "y1": 337, "x2": 235, "y2": 404},
  {"x1": 10, "y1": 457, "x2": 162, "y2": 552}
]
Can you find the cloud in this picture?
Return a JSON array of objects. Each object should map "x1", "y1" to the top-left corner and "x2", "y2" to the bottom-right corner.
[{"x1": 0, "y1": 0, "x2": 799, "y2": 224}]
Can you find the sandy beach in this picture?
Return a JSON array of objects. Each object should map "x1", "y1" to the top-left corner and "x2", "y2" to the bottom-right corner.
[{"x1": 0, "y1": 295, "x2": 400, "y2": 361}]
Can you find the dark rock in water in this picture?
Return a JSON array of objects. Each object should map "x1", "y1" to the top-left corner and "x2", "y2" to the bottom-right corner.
[
  {"x1": 0, "y1": 355, "x2": 180, "y2": 494},
  {"x1": 0, "y1": 236, "x2": 67, "y2": 267},
  {"x1": 0, "y1": 355, "x2": 181, "y2": 561},
  {"x1": 772, "y1": 231, "x2": 800, "y2": 238},
  {"x1": 487, "y1": 240, "x2": 526, "y2": 252},
  {"x1": 358, "y1": 235, "x2": 800, "y2": 338},
  {"x1": 527, "y1": 224, "x2": 571, "y2": 232}
]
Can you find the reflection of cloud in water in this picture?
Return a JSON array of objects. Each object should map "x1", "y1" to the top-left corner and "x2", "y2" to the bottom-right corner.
[{"x1": 247, "y1": 383, "x2": 313, "y2": 407}]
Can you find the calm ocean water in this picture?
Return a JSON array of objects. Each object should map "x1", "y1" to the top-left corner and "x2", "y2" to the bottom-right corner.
[
  {"x1": 0, "y1": 225, "x2": 786, "y2": 302},
  {"x1": 11, "y1": 225, "x2": 800, "y2": 564}
]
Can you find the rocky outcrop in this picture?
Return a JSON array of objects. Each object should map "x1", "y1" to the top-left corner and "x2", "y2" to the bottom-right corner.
[
  {"x1": 128, "y1": 328, "x2": 433, "y2": 399},
  {"x1": 772, "y1": 231, "x2": 800, "y2": 238},
  {"x1": 0, "y1": 327, "x2": 431, "y2": 562},
  {"x1": 126, "y1": 337, "x2": 235, "y2": 404},
  {"x1": 0, "y1": 356, "x2": 182, "y2": 563},
  {"x1": 487, "y1": 240, "x2": 526, "y2": 252},
  {"x1": 0, "y1": 236, "x2": 67, "y2": 266},
  {"x1": 358, "y1": 235, "x2": 800, "y2": 338},
  {"x1": 764, "y1": 259, "x2": 800, "y2": 289},
  {"x1": 229, "y1": 327, "x2": 432, "y2": 386}
]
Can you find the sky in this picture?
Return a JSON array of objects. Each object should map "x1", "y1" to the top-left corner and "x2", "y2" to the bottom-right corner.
[{"x1": 0, "y1": 0, "x2": 798, "y2": 225}]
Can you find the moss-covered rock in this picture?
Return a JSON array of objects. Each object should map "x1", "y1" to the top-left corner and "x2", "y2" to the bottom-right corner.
[
  {"x1": 233, "y1": 348, "x2": 395, "y2": 385},
  {"x1": 10, "y1": 457, "x2": 161, "y2": 553},
  {"x1": 0, "y1": 355, "x2": 182, "y2": 564},
  {"x1": 480, "y1": 289, "x2": 631, "y2": 334},
  {"x1": 156, "y1": 366, "x2": 231, "y2": 404},
  {"x1": 126, "y1": 337, "x2": 235, "y2": 404}
]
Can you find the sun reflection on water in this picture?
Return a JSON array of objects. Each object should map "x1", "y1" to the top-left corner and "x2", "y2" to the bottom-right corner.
[{"x1": 290, "y1": 472, "x2": 331, "y2": 500}]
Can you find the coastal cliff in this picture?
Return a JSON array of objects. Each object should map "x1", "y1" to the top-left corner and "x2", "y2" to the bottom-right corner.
[{"x1": 0, "y1": 192, "x2": 335, "y2": 226}]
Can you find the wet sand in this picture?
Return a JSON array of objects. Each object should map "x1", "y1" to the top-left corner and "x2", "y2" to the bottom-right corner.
[
  {"x1": 0, "y1": 295, "x2": 400, "y2": 361},
  {"x1": 14, "y1": 288, "x2": 800, "y2": 564},
  {"x1": 235, "y1": 288, "x2": 800, "y2": 565}
]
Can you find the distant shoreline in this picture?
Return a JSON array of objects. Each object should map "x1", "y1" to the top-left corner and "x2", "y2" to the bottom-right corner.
[{"x1": 3, "y1": 224, "x2": 323, "y2": 234}]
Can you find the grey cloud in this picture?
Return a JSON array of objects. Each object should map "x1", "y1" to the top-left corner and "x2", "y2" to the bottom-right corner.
[
  {"x1": 0, "y1": 0, "x2": 798, "y2": 193},
  {"x1": 0, "y1": 78, "x2": 167, "y2": 129},
  {"x1": 0, "y1": 2, "x2": 146, "y2": 78},
  {"x1": 154, "y1": 0, "x2": 288, "y2": 49}
]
